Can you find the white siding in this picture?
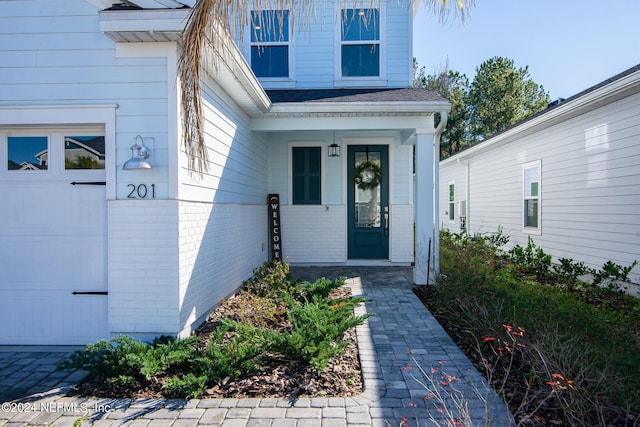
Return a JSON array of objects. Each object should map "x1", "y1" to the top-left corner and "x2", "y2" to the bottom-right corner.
[
  {"x1": 108, "y1": 200, "x2": 180, "y2": 339},
  {"x1": 0, "y1": 0, "x2": 174, "y2": 200},
  {"x1": 440, "y1": 91, "x2": 640, "y2": 283},
  {"x1": 242, "y1": 1, "x2": 413, "y2": 89},
  {"x1": 267, "y1": 131, "x2": 415, "y2": 264},
  {"x1": 439, "y1": 162, "x2": 467, "y2": 232},
  {"x1": 178, "y1": 201, "x2": 267, "y2": 337},
  {"x1": 176, "y1": 74, "x2": 269, "y2": 335},
  {"x1": 281, "y1": 205, "x2": 347, "y2": 263}
]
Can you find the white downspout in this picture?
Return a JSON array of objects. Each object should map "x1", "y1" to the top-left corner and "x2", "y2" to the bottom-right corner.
[{"x1": 432, "y1": 112, "x2": 448, "y2": 281}]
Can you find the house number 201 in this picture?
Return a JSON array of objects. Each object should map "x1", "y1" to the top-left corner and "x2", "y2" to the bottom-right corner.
[{"x1": 127, "y1": 184, "x2": 156, "y2": 199}]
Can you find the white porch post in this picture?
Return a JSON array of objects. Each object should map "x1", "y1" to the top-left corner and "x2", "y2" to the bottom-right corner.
[{"x1": 413, "y1": 128, "x2": 435, "y2": 285}]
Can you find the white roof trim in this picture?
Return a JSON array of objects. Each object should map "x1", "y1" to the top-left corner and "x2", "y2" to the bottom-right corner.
[
  {"x1": 85, "y1": 0, "x2": 192, "y2": 9},
  {"x1": 441, "y1": 66, "x2": 640, "y2": 166},
  {"x1": 266, "y1": 100, "x2": 450, "y2": 117}
]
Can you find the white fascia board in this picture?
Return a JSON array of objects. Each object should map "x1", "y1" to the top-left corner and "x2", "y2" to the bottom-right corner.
[
  {"x1": 250, "y1": 115, "x2": 434, "y2": 132},
  {"x1": 99, "y1": 8, "x2": 190, "y2": 33},
  {"x1": 202, "y1": 23, "x2": 271, "y2": 115},
  {"x1": 86, "y1": 0, "x2": 192, "y2": 9},
  {"x1": 441, "y1": 67, "x2": 640, "y2": 167},
  {"x1": 128, "y1": 0, "x2": 188, "y2": 8},
  {"x1": 267, "y1": 101, "x2": 451, "y2": 116}
]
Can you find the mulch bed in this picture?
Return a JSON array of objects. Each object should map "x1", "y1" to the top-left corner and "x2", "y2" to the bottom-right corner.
[{"x1": 71, "y1": 287, "x2": 364, "y2": 399}]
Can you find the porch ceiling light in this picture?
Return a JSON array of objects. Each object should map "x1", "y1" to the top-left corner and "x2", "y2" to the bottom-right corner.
[
  {"x1": 123, "y1": 135, "x2": 152, "y2": 170},
  {"x1": 328, "y1": 143, "x2": 341, "y2": 158}
]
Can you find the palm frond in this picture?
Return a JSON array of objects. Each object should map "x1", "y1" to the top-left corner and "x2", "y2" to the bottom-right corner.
[{"x1": 178, "y1": 0, "x2": 471, "y2": 176}]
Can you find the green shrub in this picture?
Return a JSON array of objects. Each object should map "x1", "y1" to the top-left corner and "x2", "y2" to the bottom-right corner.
[
  {"x1": 58, "y1": 262, "x2": 370, "y2": 398},
  {"x1": 58, "y1": 335, "x2": 149, "y2": 381},
  {"x1": 163, "y1": 373, "x2": 208, "y2": 399},
  {"x1": 592, "y1": 260, "x2": 638, "y2": 293},
  {"x1": 278, "y1": 293, "x2": 370, "y2": 370},
  {"x1": 551, "y1": 257, "x2": 591, "y2": 282},
  {"x1": 507, "y1": 236, "x2": 552, "y2": 278}
]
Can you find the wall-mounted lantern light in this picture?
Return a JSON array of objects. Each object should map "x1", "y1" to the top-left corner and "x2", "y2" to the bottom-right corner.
[
  {"x1": 328, "y1": 143, "x2": 341, "y2": 158},
  {"x1": 123, "y1": 135, "x2": 152, "y2": 170}
]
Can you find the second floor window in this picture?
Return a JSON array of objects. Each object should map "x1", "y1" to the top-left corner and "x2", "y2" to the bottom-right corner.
[
  {"x1": 341, "y1": 8, "x2": 380, "y2": 77},
  {"x1": 250, "y1": 10, "x2": 289, "y2": 78}
]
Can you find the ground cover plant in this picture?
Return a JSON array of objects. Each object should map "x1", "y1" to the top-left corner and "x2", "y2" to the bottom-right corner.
[
  {"x1": 413, "y1": 229, "x2": 640, "y2": 426},
  {"x1": 59, "y1": 262, "x2": 369, "y2": 399}
]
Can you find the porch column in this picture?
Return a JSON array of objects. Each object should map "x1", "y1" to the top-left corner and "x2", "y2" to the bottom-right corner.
[{"x1": 414, "y1": 128, "x2": 435, "y2": 284}]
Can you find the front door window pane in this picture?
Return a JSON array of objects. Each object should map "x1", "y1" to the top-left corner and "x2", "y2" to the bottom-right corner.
[
  {"x1": 354, "y1": 151, "x2": 381, "y2": 228},
  {"x1": 64, "y1": 136, "x2": 105, "y2": 170},
  {"x1": 7, "y1": 136, "x2": 48, "y2": 170}
]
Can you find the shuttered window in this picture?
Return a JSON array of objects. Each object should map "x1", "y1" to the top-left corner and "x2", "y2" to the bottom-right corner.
[{"x1": 292, "y1": 147, "x2": 321, "y2": 205}]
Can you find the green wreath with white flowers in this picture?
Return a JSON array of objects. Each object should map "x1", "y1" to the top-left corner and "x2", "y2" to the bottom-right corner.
[{"x1": 353, "y1": 160, "x2": 383, "y2": 191}]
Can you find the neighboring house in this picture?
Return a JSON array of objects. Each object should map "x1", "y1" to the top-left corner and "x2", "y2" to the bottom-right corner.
[
  {"x1": 440, "y1": 64, "x2": 640, "y2": 284},
  {"x1": 0, "y1": 0, "x2": 449, "y2": 345}
]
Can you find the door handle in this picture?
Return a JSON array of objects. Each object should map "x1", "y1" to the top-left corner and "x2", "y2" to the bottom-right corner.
[{"x1": 384, "y1": 206, "x2": 389, "y2": 236}]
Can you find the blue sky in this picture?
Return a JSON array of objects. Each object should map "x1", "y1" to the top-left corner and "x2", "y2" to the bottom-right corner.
[{"x1": 413, "y1": 1, "x2": 640, "y2": 101}]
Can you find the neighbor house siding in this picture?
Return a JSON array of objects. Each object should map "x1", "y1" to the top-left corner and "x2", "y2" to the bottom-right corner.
[{"x1": 440, "y1": 90, "x2": 640, "y2": 283}]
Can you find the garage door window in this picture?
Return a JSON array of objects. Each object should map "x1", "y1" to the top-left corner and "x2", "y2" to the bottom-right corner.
[
  {"x1": 64, "y1": 136, "x2": 105, "y2": 170},
  {"x1": 7, "y1": 136, "x2": 48, "y2": 170}
]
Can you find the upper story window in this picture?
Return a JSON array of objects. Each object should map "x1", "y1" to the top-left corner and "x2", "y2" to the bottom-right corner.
[
  {"x1": 340, "y1": 8, "x2": 380, "y2": 77},
  {"x1": 250, "y1": 10, "x2": 290, "y2": 78},
  {"x1": 523, "y1": 161, "x2": 541, "y2": 233}
]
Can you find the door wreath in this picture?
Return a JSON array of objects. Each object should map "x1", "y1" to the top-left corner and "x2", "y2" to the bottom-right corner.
[{"x1": 353, "y1": 160, "x2": 383, "y2": 191}]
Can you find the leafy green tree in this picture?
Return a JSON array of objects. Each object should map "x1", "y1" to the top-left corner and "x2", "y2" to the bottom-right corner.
[
  {"x1": 468, "y1": 56, "x2": 549, "y2": 139},
  {"x1": 414, "y1": 60, "x2": 471, "y2": 158}
]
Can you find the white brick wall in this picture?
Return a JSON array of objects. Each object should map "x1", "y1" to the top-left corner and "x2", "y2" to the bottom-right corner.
[
  {"x1": 281, "y1": 205, "x2": 347, "y2": 263},
  {"x1": 390, "y1": 204, "x2": 414, "y2": 263},
  {"x1": 108, "y1": 199, "x2": 180, "y2": 338},
  {"x1": 177, "y1": 201, "x2": 268, "y2": 337}
]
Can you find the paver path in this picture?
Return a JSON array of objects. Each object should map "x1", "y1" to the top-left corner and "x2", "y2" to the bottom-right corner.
[{"x1": 0, "y1": 266, "x2": 514, "y2": 426}]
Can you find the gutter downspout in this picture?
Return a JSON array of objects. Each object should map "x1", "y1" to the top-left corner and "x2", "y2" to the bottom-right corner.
[{"x1": 433, "y1": 112, "x2": 448, "y2": 280}]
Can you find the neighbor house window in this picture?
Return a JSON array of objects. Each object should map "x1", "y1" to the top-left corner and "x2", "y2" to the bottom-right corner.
[
  {"x1": 449, "y1": 182, "x2": 455, "y2": 222},
  {"x1": 340, "y1": 8, "x2": 380, "y2": 77},
  {"x1": 523, "y1": 161, "x2": 541, "y2": 231},
  {"x1": 7, "y1": 136, "x2": 48, "y2": 170},
  {"x1": 250, "y1": 10, "x2": 290, "y2": 78},
  {"x1": 292, "y1": 147, "x2": 321, "y2": 204}
]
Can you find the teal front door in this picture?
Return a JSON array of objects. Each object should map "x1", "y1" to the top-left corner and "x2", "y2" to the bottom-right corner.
[{"x1": 348, "y1": 145, "x2": 389, "y2": 259}]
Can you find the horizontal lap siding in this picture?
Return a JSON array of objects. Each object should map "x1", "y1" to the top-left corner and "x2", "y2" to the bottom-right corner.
[
  {"x1": 449, "y1": 91, "x2": 640, "y2": 282},
  {"x1": 251, "y1": 2, "x2": 412, "y2": 89},
  {"x1": 178, "y1": 77, "x2": 268, "y2": 335},
  {"x1": 439, "y1": 162, "x2": 468, "y2": 232},
  {"x1": 0, "y1": 0, "x2": 171, "y2": 197}
]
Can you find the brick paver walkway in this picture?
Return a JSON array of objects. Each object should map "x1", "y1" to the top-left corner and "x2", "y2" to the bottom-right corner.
[{"x1": 0, "y1": 267, "x2": 514, "y2": 426}]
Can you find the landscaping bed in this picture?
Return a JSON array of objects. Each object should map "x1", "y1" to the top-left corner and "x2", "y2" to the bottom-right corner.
[
  {"x1": 414, "y1": 230, "x2": 640, "y2": 426},
  {"x1": 61, "y1": 262, "x2": 368, "y2": 399}
]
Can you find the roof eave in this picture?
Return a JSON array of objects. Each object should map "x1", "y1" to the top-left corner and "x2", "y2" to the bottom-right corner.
[
  {"x1": 268, "y1": 100, "x2": 451, "y2": 116},
  {"x1": 441, "y1": 65, "x2": 640, "y2": 166}
]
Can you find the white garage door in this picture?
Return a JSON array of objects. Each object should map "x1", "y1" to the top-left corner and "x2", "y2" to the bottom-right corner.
[{"x1": 0, "y1": 130, "x2": 108, "y2": 345}]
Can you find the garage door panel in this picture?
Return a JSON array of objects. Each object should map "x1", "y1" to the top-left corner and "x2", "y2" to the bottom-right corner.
[
  {"x1": 0, "y1": 131, "x2": 108, "y2": 345},
  {"x1": 3, "y1": 238, "x2": 53, "y2": 285},
  {"x1": 0, "y1": 291, "x2": 108, "y2": 345}
]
